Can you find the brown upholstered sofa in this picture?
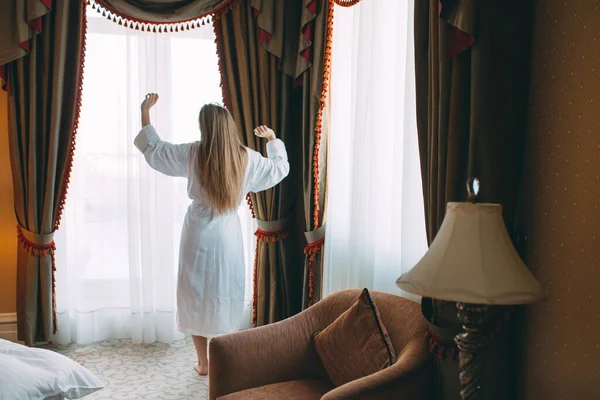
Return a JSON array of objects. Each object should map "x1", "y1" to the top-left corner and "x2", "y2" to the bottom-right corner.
[{"x1": 209, "y1": 289, "x2": 432, "y2": 400}]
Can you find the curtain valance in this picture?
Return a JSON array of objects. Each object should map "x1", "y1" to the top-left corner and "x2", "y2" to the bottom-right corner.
[
  {"x1": 250, "y1": 0, "x2": 320, "y2": 80},
  {"x1": 89, "y1": 0, "x2": 235, "y2": 31},
  {"x1": 0, "y1": 0, "x2": 52, "y2": 90},
  {"x1": 439, "y1": 0, "x2": 475, "y2": 57}
]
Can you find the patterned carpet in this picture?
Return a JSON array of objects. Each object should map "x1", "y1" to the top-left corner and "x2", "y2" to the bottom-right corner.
[{"x1": 47, "y1": 337, "x2": 208, "y2": 400}]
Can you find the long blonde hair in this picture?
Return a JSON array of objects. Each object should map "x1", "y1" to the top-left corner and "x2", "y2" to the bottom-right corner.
[{"x1": 197, "y1": 103, "x2": 247, "y2": 213}]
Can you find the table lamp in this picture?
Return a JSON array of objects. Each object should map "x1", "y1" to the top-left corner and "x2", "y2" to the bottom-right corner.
[{"x1": 396, "y1": 179, "x2": 544, "y2": 400}]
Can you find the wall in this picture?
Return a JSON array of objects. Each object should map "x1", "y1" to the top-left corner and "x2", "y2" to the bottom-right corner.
[
  {"x1": 0, "y1": 90, "x2": 16, "y2": 314},
  {"x1": 521, "y1": 1, "x2": 600, "y2": 398}
]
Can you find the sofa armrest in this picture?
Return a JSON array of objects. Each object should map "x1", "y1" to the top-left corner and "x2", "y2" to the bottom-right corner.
[
  {"x1": 322, "y1": 333, "x2": 432, "y2": 400},
  {"x1": 209, "y1": 309, "x2": 328, "y2": 400}
]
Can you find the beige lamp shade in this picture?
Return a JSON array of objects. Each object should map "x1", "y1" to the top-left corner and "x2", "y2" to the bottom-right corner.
[{"x1": 396, "y1": 202, "x2": 544, "y2": 305}]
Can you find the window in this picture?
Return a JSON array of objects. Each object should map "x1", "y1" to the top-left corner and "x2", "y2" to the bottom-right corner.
[
  {"x1": 323, "y1": 0, "x2": 427, "y2": 300},
  {"x1": 54, "y1": 9, "x2": 255, "y2": 344}
]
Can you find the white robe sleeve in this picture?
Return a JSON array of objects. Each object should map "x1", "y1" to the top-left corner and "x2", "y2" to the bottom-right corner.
[
  {"x1": 248, "y1": 139, "x2": 290, "y2": 193},
  {"x1": 134, "y1": 125, "x2": 193, "y2": 178}
]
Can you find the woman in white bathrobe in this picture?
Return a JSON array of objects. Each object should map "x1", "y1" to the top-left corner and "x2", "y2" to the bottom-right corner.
[{"x1": 134, "y1": 93, "x2": 289, "y2": 375}]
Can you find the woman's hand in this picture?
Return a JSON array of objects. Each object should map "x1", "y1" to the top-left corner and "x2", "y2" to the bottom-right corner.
[
  {"x1": 141, "y1": 93, "x2": 159, "y2": 110},
  {"x1": 141, "y1": 93, "x2": 159, "y2": 127},
  {"x1": 254, "y1": 125, "x2": 276, "y2": 141}
]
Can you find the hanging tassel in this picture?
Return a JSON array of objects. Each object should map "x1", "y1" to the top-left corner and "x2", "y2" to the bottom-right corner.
[
  {"x1": 304, "y1": 237, "x2": 324, "y2": 307},
  {"x1": 245, "y1": 193, "x2": 256, "y2": 218},
  {"x1": 312, "y1": 0, "x2": 335, "y2": 229}
]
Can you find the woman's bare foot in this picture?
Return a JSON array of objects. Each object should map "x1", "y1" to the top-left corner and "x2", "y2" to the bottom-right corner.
[{"x1": 194, "y1": 363, "x2": 208, "y2": 376}]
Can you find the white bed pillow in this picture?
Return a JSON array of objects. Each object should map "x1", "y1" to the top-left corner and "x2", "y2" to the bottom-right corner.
[{"x1": 0, "y1": 339, "x2": 104, "y2": 400}]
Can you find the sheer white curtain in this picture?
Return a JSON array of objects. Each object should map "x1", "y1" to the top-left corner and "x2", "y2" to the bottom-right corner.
[
  {"x1": 54, "y1": 9, "x2": 255, "y2": 345},
  {"x1": 323, "y1": 0, "x2": 427, "y2": 300}
]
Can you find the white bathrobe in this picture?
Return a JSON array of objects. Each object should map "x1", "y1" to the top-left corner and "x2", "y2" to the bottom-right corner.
[{"x1": 134, "y1": 125, "x2": 289, "y2": 337}]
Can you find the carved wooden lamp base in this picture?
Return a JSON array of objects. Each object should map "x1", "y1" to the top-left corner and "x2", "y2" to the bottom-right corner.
[{"x1": 454, "y1": 302, "x2": 489, "y2": 400}]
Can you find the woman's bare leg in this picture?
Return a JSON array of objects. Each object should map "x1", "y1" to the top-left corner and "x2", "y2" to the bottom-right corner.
[{"x1": 192, "y1": 335, "x2": 209, "y2": 375}]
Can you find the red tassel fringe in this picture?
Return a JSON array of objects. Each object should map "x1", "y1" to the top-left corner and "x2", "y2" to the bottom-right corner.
[
  {"x1": 255, "y1": 229, "x2": 290, "y2": 243},
  {"x1": 304, "y1": 237, "x2": 325, "y2": 307},
  {"x1": 213, "y1": 15, "x2": 230, "y2": 109},
  {"x1": 312, "y1": 0, "x2": 334, "y2": 230},
  {"x1": 88, "y1": 0, "x2": 237, "y2": 33},
  {"x1": 54, "y1": 4, "x2": 88, "y2": 231},
  {"x1": 333, "y1": 0, "x2": 363, "y2": 7},
  {"x1": 245, "y1": 193, "x2": 256, "y2": 218}
]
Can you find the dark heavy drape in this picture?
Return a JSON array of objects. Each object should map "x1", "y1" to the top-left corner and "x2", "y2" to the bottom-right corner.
[
  {"x1": 214, "y1": 0, "x2": 330, "y2": 326},
  {"x1": 0, "y1": 0, "x2": 51, "y2": 90},
  {"x1": 414, "y1": 0, "x2": 534, "y2": 399},
  {"x1": 0, "y1": 0, "x2": 51, "y2": 66},
  {"x1": 6, "y1": 0, "x2": 86, "y2": 346},
  {"x1": 215, "y1": 0, "x2": 300, "y2": 325},
  {"x1": 297, "y1": 2, "x2": 331, "y2": 310}
]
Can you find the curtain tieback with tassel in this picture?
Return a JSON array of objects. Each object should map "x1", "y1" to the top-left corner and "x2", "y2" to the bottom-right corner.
[
  {"x1": 252, "y1": 215, "x2": 293, "y2": 326},
  {"x1": 255, "y1": 216, "x2": 292, "y2": 242},
  {"x1": 304, "y1": 224, "x2": 326, "y2": 307},
  {"x1": 16, "y1": 225, "x2": 58, "y2": 334},
  {"x1": 17, "y1": 225, "x2": 55, "y2": 255}
]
